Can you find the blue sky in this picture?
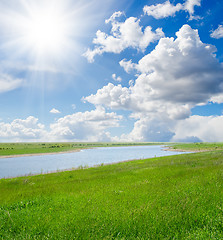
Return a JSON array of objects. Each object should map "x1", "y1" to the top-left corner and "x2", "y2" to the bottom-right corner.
[{"x1": 0, "y1": 0, "x2": 223, "y2": 142}]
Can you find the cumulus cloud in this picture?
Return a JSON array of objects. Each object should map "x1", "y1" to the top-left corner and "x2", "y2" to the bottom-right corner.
[
  {"x1": 0, "y1": 73, "x2": 23, "y2": 93},
  {"x1": 172, "y1": 115, "x2": 223, "y2": 142},
  {"x1": 143, "y1": 1, "x2": 182, "y2": 19},
  {"x1": 84, "y1": 24, "x2": 223, "y2": 142},
  {"x1": 112, "y1": 73, "x2": 122, "y2": 82},
  {"x1": 84, "y1": 83, "x2": 132, "y2": 110},
  {"x1": 119, "y1": 59, "x2": 136, "y2": 73},
  {"x1": 85, "y1": 25, "x2": 223, "y2": 111},
  {"x1": 143, "y1": 0, "x2": 201, "y2": 20},
  {"x1": 0, "y1": 109, "x2": 123, "y2": 142},
  {"x1": 83, "y1": 14, "x2": 164, "y2": 62},
  {"x1": 210, "y1": 25, "x2": 223, "y2": 39},
  {"x1": 184, "y1": 0, "x2": 201, "y2": 18},
  {"x1": 120, "y1": 113, "x2": 223, "y2": 143},
  {"x1": 49, "y1": 107, "x2": 122, "y2": 141},
  {"x1": 119, "y1": 115, "x2": 175, "y2": 142},
  {"x1": 0, "y1": 116, "x2": 46, "y2": 141},
  {"x1": 50, "y1": 108, "x2": 61, "y2": 114},
  {"x1": 210, "y1": 94, "x2": 223, "y2": 104}
]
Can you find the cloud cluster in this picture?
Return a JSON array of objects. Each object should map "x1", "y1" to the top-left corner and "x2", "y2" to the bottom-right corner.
[
  {"x1": 85, "y1": 25, "x2": 223, "y2": 111},
  {"x1": 84, "y1": 24, "x2": 223, "y2": 142},
  {"x1": 49, "y1": 107, "x2": 122, "y2": 141},
  {"x1": 83, "y1": 13, "x2": 164, "y2": 62},
  {"x1": 173, "y1": 115, "x2": 223, "y2": 142},
  {"x1": 0, "y1": 116, "x2": 46, "y2": 141},
  {"x1": 0, "y1": 107, "x2": 123, "y2": 142},
  {"x1": 119, "y1": 115, "x2": 175, "y2": 142},
  {"x1": 211, "y1": 25, "x2": 223, "y2": 39},
  {"x1": 143, "y1": 0, "x2": 201, "y2": 20}
]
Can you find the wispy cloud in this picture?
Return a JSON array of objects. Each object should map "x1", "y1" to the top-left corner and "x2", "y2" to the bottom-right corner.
[
  {"x1": 0, "y1": 73, "x2": 23, "y2": 93},
  {"x1": 210, "y1": 25, "x2": 223, "y2": 39}
]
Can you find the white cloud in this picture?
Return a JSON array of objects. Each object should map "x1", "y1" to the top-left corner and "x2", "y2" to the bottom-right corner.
[
  {"x1": 210, "y1": 25, "x2": 223, "y2": 39},
  {"x1": 143, "y1": 1, "x2": 182, "y2": 19},
  {"x1": 112, "y1": 73, "x2": 122, "y2": 82},
  {"x1": 133, "y1": 25, "x2": 222, "y2": 105},
  {"x1": 172, "y1": 115, "x2": 223, "y2": 142},
  {"x1": 0, "y1": 108, "x2": 123, "y2": 142},
  {"x1": 0, "y1": 116, "x2": 47, "y2": 141},
  {"x1": 143, "y1": 0, "x2": 201, "y2": 20},
  {"x1": 49, "y1": 107, "x2": 123, "y2": 141},
  {"x1": 105, "y1": 11, "x2": 124, "y2": 24},
  {"x1": 0, "y1": 73, "x2": 23, "y2": 93},
  {"x1": 83, "y1": 15, "x2": 164, "y2": 62},
  {"x1": 119, "y1": 115, "x2": 175, "y2": 142},
  {"x1": 119, "y1": 59, "x2": 136, "y2": 73},
  {"x1": 50, "y1": 108, "x2": 61, "y2": 114},
  {"x1": 84, "y1": 24, "x2": 223, "y2": 142},
  {"x1": 85, "y1": 25, "x2": 223, "y2": 112},
  {"x1": 210, "y1": 93, "x2": 223, "y2": 104},
  {"x1": 84, "y1": 83, "x2": 132, "y2": 110},
  {"x1": 184, "y1": 0, "x2": 201, "y2": 19}
]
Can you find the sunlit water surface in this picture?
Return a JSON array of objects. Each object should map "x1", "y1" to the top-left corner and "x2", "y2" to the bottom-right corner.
[{"x1": 0, "y1": 145, "x2": 188, "y2": 178}]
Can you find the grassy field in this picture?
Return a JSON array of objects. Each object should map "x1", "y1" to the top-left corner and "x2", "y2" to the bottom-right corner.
[
  {"x1": 170, "y1": 142, "x2": 223, "y2": 152},
  {"x1": 0, "y1": 143, "x2": 222, "y2": 239},
  {"x1": 0, "y1": 142, "x2": 163, "y2": 156}
]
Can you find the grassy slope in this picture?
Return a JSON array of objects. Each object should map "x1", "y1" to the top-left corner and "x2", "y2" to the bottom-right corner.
[
  {"x1": 0, "y1": 144, "x2": 223, "y2": 239},
  {"x1": 0, "y1": 142, "x2": 163, "y2": 156}
]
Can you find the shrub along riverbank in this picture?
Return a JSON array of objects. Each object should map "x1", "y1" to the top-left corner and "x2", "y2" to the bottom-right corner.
[{"x1": 0, "y1": 143, "x2": 222, "y2": 239}]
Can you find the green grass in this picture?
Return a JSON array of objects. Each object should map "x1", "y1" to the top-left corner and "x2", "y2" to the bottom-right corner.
[
  {"x1": 0, "y1": 142, "x2": 164, "y2": 156},
  {"x1": 171, "y1": 142, "x2": 223, "y2": 152},
  {"x1": 0, "y1": 146, "x2": 222, "y2": 239}
]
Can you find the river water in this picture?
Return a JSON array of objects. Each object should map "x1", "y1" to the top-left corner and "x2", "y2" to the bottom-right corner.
[{"x1": 0, "y1": 145, "x2": 187, "y2": 179}]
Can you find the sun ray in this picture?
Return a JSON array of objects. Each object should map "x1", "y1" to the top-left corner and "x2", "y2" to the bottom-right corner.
[
  {"x1": 0, "y1": 0, "x2": 77, "y2": 68},
  {"x1": 0, "y1": 0, "x2": 116, "y2": 77}
]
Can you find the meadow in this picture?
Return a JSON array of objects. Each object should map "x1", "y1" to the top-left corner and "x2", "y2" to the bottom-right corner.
[{"x1": 0, "y1": 143, "x2": 222, "y2": 239}]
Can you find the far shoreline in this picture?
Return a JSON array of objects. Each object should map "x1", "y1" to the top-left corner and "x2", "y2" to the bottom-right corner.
[
  {"x1": 0, "y1": 149, "x2": 83, "y2": 159},
  {"x1": 0, "y1": 145, "x2": 190, "y2": 159}
]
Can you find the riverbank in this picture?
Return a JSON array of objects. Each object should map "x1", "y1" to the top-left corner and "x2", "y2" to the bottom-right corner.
[
  {"x1": 0, "y1": 142, "x2": 165, "y2": 157},
  {"x1": 1, "y1": 142, "x2": 222, "y2": 158},
  {"x1": 163, "y1": 146, "x2": 203, "y2": 152},
  {"x1": 0, "y1": 149, "x2": 83, "y2": 159}
]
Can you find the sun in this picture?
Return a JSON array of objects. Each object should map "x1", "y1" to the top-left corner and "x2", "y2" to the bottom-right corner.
[
  {"x1": 25, "y1": 11, "x2": 66, "y2": 55},
  {"x1": 2, "y1": 0, "x2": 74, "y2": 62},
  {"x1": 0, "y1": 0, "x2": 103, "y2": 70},
  {"x1": 22, "y1": 4, "x2": 69, "y2": 57}
]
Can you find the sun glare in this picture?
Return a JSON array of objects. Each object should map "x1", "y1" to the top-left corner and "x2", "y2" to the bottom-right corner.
[
  {"x1": 24, "y1": 7, "x2": 68, "y2": 57},
  {"x1": 0, "y1": 0, "x2": 102, "y2": 69},
  {"x1": 28, "y1": 16, "x2": 61, "y2": 52}
]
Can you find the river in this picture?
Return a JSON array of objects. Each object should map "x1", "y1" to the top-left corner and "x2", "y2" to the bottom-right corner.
[{"x1": 0, "y1": 145, "x2": 187, "y2": 179}]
